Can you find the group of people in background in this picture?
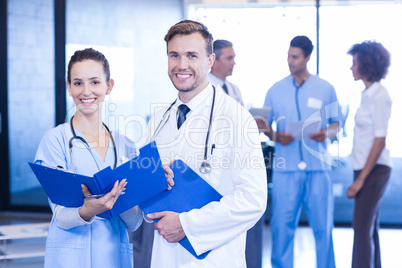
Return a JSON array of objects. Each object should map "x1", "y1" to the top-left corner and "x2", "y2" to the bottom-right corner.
[{"x1": 34, "y1": 18, "x2": 392, "y2": 268}]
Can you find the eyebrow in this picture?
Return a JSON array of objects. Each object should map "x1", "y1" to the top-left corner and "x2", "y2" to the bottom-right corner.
[
  {"x1": 72, "y1": 77, "x2": 100, "y2": 81},
  {"x1": 168, "y1": 51, "x2": 199, "y2": 55}
]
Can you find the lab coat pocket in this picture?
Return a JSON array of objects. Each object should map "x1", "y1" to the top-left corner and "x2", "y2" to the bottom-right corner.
[
  {"x1": 207, "y1": 144, "x2": 233, "y2": 193},
  {"x1": 120, "y1": 241, "x2": 133, "y2": 254},
  {"x1": 119, "y1": 242, "x2": 134, "y2": 267}
]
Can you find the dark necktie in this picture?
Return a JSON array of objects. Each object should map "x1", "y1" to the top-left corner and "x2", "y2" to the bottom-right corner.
[
  {"x1": 222, "y1": 83, "x2": 229, "y2": 94},
  {"x1": 177, "y1": 104, "x2": 191, "y2": 129}
]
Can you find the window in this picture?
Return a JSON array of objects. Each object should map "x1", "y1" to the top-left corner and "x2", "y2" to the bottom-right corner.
[
  {"x1": 187, "y1": 1, "x2": 402, "y2": 225},
  {"x1": 8, "y1": 0, "x2": 55, "y2": 207}
]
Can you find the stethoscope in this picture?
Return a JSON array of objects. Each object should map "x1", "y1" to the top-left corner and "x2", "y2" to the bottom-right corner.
[
  {"x1": 69, "y1": 115, "x2": 117, "y2": 173},
  {"x1": 152, "y1": 86, "x2": 216, "y2": 174},
  {"x1": 293, "y1": 79, "x2": 307, "y2": 170}
]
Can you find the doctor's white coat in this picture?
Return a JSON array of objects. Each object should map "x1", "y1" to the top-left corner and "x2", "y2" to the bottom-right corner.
[{"x1": 147, "y1": 85, "x2": 267, "y2": 268}]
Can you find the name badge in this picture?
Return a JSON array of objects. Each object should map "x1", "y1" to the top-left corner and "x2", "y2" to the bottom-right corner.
[{"x1": 307, "y1": 98, "x2": 323, "y2": 109}]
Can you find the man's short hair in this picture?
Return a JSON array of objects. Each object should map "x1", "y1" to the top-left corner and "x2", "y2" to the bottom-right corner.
[
  {"x1": 290, "y1": 36, "x2": 314, "y2": 57},
  {"x1": 213, "y1": 39, "x2": 233, "y2": 60},
  {"x1": 164, "y1": 20, "x2": 213, "y2": 55}
]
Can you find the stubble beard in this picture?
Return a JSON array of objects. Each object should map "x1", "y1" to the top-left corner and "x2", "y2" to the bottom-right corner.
[{"x1": 170, "y1": 70, "x2": 200, "y2": 93}]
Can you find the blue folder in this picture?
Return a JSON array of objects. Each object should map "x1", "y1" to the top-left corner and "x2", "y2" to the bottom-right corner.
[
  {"x1": 139, "y1": 159, "x2": 223, "y2": 259},
  {"x1": 29, "y1": 141, "x2": 168, "y2": 220}
]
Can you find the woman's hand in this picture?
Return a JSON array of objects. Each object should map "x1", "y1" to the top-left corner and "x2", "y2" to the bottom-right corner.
[
  {"x1": 164, "y1": 162, "x2": 175, "y2": 190},
  {"x1": 79, "y1": 179, "x2": 127, "y2": 221},
  {"x1": 346, "y1": 179, "x2": 364, "y2": 199}
]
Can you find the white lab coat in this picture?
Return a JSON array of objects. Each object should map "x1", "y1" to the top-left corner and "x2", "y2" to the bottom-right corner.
[
  {"x1": 209, "y1": 72, "x2": 244, "y2": 106},
  {"x1": 147, "y1": 84, "x2": 267, "y2": 268}
]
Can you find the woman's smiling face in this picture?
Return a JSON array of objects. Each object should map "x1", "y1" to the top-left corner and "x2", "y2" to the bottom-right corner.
[{"x1": 67, "y1": 59, "x2": 113, "y2": 116}]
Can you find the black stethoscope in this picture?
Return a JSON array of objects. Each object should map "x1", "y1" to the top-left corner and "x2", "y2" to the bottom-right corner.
[
  {"x1": 152, "y1": 86, "x2": 216, "y2": 174},
  {"x1": 69, "y1": 115, "x2": 117, "y2": 173}
]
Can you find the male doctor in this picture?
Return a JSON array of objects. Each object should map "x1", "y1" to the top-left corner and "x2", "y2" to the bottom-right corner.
[
  {"x1": 208, "y1": 39, "x2": 244, "y2": 106},
  {"x1": 145, "y1": 20, "x2": 267, "y2": 267}
]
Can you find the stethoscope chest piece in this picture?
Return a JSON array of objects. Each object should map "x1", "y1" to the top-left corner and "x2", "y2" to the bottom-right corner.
[
  {"x1": 297, "y1": 161, "x2": 307, "y2": 170},
  {"x1": 199, "y1": 161, "x2": 212, "y2": 174}
]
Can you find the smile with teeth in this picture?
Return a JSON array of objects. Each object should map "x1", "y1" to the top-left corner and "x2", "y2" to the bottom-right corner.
[
  {"x1": 176, "y1": 73, "x2": 191, "y2": 79},
  {"x1": 81, "y1": 98, "x2": 96, "y2": 104}
]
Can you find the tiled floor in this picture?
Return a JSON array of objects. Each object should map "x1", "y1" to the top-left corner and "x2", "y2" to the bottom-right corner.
[{"x1": 1, "y1": 212, "x2": 401, "y2": 268}]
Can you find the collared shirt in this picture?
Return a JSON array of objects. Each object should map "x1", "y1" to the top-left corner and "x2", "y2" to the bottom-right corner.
[
  {"x1": 208, "y1": 72, "x2": 244, "y2": 105},
  {"x1": 174, "y1": 82, "x2": 213, "y2": 123},
  {"x1": 350, "y1": 81, "x2": 392, "y2": 170}
]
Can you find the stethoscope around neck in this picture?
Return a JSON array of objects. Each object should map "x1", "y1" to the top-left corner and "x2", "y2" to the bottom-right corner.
[
  {"x1": 69, "y1": 115, "x2": 117, "y2": 173},
  {"x1": 152, "y1": 86, "x2": 216, "y2": 174}
]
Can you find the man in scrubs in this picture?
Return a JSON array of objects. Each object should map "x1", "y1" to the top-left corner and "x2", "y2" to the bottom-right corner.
[
  {"x1": 144, "y1": 20, "x2": 267, "y2": 268},
  {"x1": 257, "y1": 35, "x2": 340, "y2": 268}
]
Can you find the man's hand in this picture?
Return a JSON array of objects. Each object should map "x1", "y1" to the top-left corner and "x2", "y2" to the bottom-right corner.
[
  {"x1": 255, "y1": 117, "x2": 270, "y2": 134},
  {"x1": 277, "y1": 131, "x2": 294, "y2": 145},
  {"x1": 147, "y1": 211, "x2": 185, "y2": 243},
  {"x1": 309, "y1": 129, "x2": 326, "y2": 143}
]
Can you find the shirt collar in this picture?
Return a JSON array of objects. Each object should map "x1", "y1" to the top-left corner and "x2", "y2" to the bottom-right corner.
[
  {"x1": 175, "y1": 83, "x2": 214, "y2": 112},
  {"x1": 363, "y1": 81, "x2": 381, "y2": 98},
  {"x1": 208, "y1": 72, "x2": 226, "y2": 87}
]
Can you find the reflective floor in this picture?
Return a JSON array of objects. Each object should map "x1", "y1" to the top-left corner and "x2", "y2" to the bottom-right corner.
[
  {"x1": 262, "y1": 226, "x2": 402, "y2": 268},
  {"x1": 1, "y1": 212, "x2": 401, "y2": 268}
]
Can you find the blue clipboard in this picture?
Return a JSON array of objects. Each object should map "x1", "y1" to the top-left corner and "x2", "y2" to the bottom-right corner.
[
  {"x1": 29, "y1": 141, "x2": 168, "y2": 220},
  {"x1": 139, "y1": 159, "x2": 222, "y2": 259}
]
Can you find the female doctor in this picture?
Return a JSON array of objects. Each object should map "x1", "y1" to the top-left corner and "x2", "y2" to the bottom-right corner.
[{"x1": 35, "y1": 48, "x2": 147, "y2": 267}]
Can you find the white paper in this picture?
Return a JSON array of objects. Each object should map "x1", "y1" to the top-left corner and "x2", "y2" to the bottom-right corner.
[
  {"x1": 286, "y1": 120, "x2": 321, "y2": 141},
  {"x1": 248, "y1": 107, "x2": 271, "y2": 118},
  {"x1": 307, "y1": 97, "x2": 323, "y2": 109}
]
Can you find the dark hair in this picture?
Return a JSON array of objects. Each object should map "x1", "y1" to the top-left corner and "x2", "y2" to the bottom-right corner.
[
  {"x1": 164, "y1": 20, "x2": 213, "y2": 55},
  {"x1": 347, "y1": 41, "x2": 391, "y2": 82},
  {"x1": 290, "y1": 36, "x2": 314, "y2": 57},
  {"x1": 67, "y1": 48, "x2": 110, "y2": 83},
  {"x1": 213, "y1": 39, "x2": 233, "y2": 60}
]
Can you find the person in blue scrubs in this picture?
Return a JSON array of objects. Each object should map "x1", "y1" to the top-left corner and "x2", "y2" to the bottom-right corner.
[
  {"x1": 257, "y1": 36, "x2": 340, "y2": 268},
  {"x1": 35, "y1": 48, "x2": 146, "y2": 268}
]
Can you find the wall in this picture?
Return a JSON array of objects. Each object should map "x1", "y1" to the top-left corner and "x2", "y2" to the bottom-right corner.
[
  {"x1": 66, "y1": 0, "x2": 183, "y2": 145},
  {"x1": 7, "y1": 0, "x2": 183, "y2": 207},
  {"x1": 8, "y1": 0, "x2": 54, "y2": 200}
]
